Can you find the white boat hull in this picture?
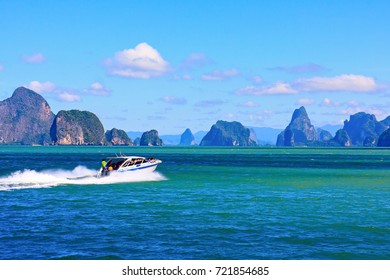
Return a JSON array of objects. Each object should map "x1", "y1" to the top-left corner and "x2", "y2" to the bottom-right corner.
[{"x1": 117, "y1": 161, "x2": 160, "y2": 173}]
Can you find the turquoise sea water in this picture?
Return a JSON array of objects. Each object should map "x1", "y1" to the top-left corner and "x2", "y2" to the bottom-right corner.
[{"x1": 0, "y1": 146, "x2": 389, "y2": 259}]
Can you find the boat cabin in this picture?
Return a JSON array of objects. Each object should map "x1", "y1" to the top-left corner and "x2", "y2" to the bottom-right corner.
[{"x1": 105, "y1": 156, "x2": 147, "y2": 171}]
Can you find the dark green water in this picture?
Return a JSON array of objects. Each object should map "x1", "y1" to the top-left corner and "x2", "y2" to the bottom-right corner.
[{"x1": 0, "y1": 146, "x2": 389, "y2": 259}]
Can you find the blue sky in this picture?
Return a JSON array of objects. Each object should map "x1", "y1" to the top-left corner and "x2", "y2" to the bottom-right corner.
[{"x1": 1, "y1": 0, "x2": 389, "y2": 134}]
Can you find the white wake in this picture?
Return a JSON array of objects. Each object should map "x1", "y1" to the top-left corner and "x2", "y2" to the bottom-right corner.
[{"x1": 0, "y1": 166, "x2": 166, "y2": 191}]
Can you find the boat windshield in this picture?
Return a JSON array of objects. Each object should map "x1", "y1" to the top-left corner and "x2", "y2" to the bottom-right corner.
[
  {"x1": 106, "y1": 158, "x2": 127, "y2": 170},
  {"x1": 121, "y1": 157, "x2": 146, "y2": 167}
]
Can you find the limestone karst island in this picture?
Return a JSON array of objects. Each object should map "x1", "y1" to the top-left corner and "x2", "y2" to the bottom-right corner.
[{"x1": 1, "y1": 87, "x2": 390, "y2": 147}]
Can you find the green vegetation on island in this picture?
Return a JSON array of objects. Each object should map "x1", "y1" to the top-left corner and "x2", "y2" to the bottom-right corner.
[
  {"x1": 140, "y1": 130, "x2": 163, "y2": 146},
  {"x1": 200, "y1": 120, "x2": 257, "y2": 146},
  {"x1": 105, "y1": 128, "x2": 133, "y2": 146},
  {"x1": 51, "y1": 110, "x2": 105, "y2": 145}
]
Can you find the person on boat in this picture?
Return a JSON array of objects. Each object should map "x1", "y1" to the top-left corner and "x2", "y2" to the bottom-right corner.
[{"x1": 101, "y1": 159, "x2": 108, "y2": 176}]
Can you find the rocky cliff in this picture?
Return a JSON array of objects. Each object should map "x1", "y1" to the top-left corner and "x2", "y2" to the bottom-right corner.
[
  {"x1": 380, "y1": 116, "x2": 390, "y2": 128},
  {"x1": 276, "y1": 106, "x2": 317, "y2": 146},
  {"x1": 179, "y1": 128, "x2": 196, "y2": 146},
  {"x1": 105, "y1": 128, "x2": 133, "y2": 146},
  {"x1": 140, "y1": 129, "x2": 163, "y2": 146},
  {"x1": 332, "y1": 129, "x2": 352, "y2": 146},
  {"x1": 0, "y1": 87, "x2": 55, "y2": 145},
  {"x1": 249, "y1": 129, "x2": 259, "y2": 145},
  {"x1": 343, "y1": 112, "x2": 387, "y2": 146},
  {"x1": 316, "y1": 128, "x2": 333, "y2": 142},
  {"x1": 50, "y1": 110, "x2": 105, "y2": 145},
  {"x1": 377, "y1": 128, "x2": 390, "y2": 147},
  {"x1": 133, "y1": 137, "x2": 141, "y2": 146},
  {"x1": 200, "y1": 120, "x2": 257, "y2": 146}
]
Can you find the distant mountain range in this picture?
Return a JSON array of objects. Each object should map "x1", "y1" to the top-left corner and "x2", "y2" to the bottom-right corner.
[
  {"x1": 127, "y1": 130, "x2": 208, "y2": 145},
  {"x1": 247, "y1": 127, "x2": 283, "y2": 145},
  {"x1": 128, "y1": 125, "x2": 342, "y2": 146},
  {"x1": 1, "y1": 86, "x2": 389, "y2": 147}
]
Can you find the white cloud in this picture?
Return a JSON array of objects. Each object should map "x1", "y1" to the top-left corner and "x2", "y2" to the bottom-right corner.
[
  {"x1": 269, "y1": 63, "x2": 326, "y2": 74},
  {"x1": 201, "y1": 69, "x2": 240, "y2": 81},
  {"x1": 339, "y1": 107, "x2": 363, "y2": 116},
  {"x1": 236, "y1": 74, "x2": 382, "y2": 96},
  {"x1": 84, "y1": 82, "x2": 111, "y2": 96},
  {"x1": 25, "y1": 81, "x2": 56, "y2": 93},
  {"x1": 297, "y1": 98, "x2": 315, "y2": 106},
  {"x1": 320, "y1": 98, "x2": 340, "y2": 107},
  {"x1": 236, "y1": 82, "x2": 298, "y2": 95},
  {"x1": 105, "y1": 42, "x2": 169, "y2": 79},
  {"x1": 339, "y1": 105, "x2": 386, "y2": 119},
  {"x1": 179, "y1": 53, "x2": 210, "y2": 70},
  {"x1": 239, "y1": 101, "x2": 259, "y2": 107},
  {"x1": 246, "y1": 110, "x2": 273, "y2": 123},
  {"x1": 226, "y1": 113, "x2": 236, "y2": 119},
  {"x1": 347, "y1": 100, "x2": 360, "y2": 107},
  {"x1": 159, "y1": 96, "x2": 187, "y2": 105},
  {"x1": 250, "y1": 75, "x2": 263, "y2": 84},
  {"x1": 182, "y1": 75, "x2": 192, "y2": 80},
  {"x1": 22, "y1": 53, "x2": 45, "y2": 64},
  {"x1": 172, "y1": 74, "x2": 192, "y2": 80},
  {"x1": 296, "y1": 74, "x2": 378, "y2": 92},
  {"x1": 25, "y1": 80, "x2": 82, "y2": 102},
  {"x1": 194, "y1": 99, "x2": 225, "y2": 107},
  {"x1": 58, "y1": 92, "x2": 81, "y2": 102}
]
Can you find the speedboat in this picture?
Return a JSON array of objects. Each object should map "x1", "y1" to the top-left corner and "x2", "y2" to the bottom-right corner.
[{"x1": 97, "y1": 155, "x2": 162, "y2": 178}]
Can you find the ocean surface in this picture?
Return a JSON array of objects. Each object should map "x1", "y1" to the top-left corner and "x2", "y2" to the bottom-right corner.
[{"x1": 0, "y1": 146, "x2": 389, "y2": 260}]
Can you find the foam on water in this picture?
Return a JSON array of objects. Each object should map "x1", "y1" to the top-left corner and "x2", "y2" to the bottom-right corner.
[{"x1": 0, "y1": 165, "x2": 166, "y2": 191}]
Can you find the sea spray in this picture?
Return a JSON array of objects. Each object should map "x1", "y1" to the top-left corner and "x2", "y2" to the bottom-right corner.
[{"x1": 0, "y1": 166, "x2": 166, "y2": 191}]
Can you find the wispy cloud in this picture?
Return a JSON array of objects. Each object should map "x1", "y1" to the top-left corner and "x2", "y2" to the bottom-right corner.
[
  {"x1": 58, "y1": 92, "x2": 81, "y2": 102},
  {"x1": 320, "y1": 98, "x2": 340, "y2": 107},
  {"x1": 347, "y1": 100, "x2": 360, "y2": 107},
  {"x1": 297, "y1": 98, "x2": 315, "y2": 106},
  {"x1": 295, "y1": 74, "x2": 379, "y2": 92},
  {"x1": 201, "y1": 69, "x2": 240, "y2": 81},
  {"x1": 0, "y1": 64, "x2": 4, "y2": 72},
  {"x1": 25, "y1": 81, "x2": 56, "y2": 93},
  {"x1": 238, "y1": 101, "x2": 259, "y2": 108},
  {"x1": 22, "y1": 53, "x2": 45, "y2": 64},
  {"x1": 236, "y1": 74, "x2": 383, "y2": 96},
  {"x1": 159, "y1": 96, "x2": 187, "y2": 105},
  {"x1": 25, "y1": 80, "x2": 81, "y2": 102},
  {"x1": 249, "y1": 75, "x2": 263, "y2": 84},
  {"x1": 236, "y1": 82, "x2": 298, "y2": 96},
  {"x1": 339, "y1": 106, "x2": 385, "y2": 118},
  {"x1": 246, "y1": 110, "x2": 273, "y2": 122},
  {"x1": 147, "y1": 114, "x2": 167, "y2": 121},
  {"x1": 179, "y1": 53, "x2": 211, "y2": 71},
  {"x1": 84, "y1": 82, "x2": 111, "y2": 96},
  {"x1": 105, "y1": 42, "x2": 169, "y2": 79},
  {"x1": 194, "y1": 99, "x2": 225, "y2": 107},
  {"x1": 226, "y1": 112, "x2": 237, "y2": 119},
  {"x1": 269, "y1": 63, "x2": 326, "y2": 74},
  {"x1": 172, "y1": 74, "x2": 192, "y2": 80}
]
